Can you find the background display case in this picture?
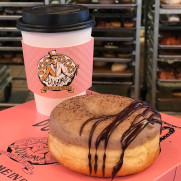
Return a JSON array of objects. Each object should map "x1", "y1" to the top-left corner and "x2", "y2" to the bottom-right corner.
[
  {"x1": 0, "y1": 1, "x2": 45, "y2": 109},
  {"x1": 144, "y1": 0, "x2": 181, "y2": 114},
  {"x1": 71, "y1": 0, "x2": 142, "y2": 99},
  {"x1": 0, "y1": 0, "x2": 142, "y2": 109}
]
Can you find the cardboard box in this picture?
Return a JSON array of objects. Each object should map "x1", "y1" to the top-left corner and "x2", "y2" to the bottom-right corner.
[{"x1": 0, "y1": 97, "x2": 181, "y2": 181}]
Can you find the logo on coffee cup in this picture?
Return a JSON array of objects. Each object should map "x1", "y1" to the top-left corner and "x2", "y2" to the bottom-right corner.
[{"x1": 37, "y1": 50, "x2": 79, "y2": 93}]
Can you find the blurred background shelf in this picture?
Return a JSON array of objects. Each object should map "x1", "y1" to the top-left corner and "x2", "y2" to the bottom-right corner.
[
  {"x1": 0, "y1": 47, "x2": 22, "y2": 51},
  {"x1": 0, "y1": 37, "x2": 22, "y2": 41},
  {"x1": 93, "y1": 57, "x2": 132, "y2": 63},
  {"x1": 0, "y1": 0, "x2": 45, "y2": 108},
  {"x1": 0, "y1": 2, "x2": 44, "y2": 7},
  {"x1": 93, "y1": 71, "x2": 133, "y2": 78},
  {"x1": 93, "y1": 27, "x2": 136, "y2": 32},
  {"x1": 77, "y1": 4, "x2": 137, "y2": 9},
  {"x1": 144, "y1": 0, "x2": 181, "y2": 114},
  {"x1": 94, "y1": 37, "x2": 135, "y2": 41},
  {"x1": 0, "y1": 27, "x2": 19, "y2": 32},
  {"x1": 0, "y1": 15, "x2": 21, "y2": 20}
]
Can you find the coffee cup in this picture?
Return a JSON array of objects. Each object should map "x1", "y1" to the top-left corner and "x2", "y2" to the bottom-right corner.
[{"x1": 17, "y1": 4, "x2": 95, "y2": 116}]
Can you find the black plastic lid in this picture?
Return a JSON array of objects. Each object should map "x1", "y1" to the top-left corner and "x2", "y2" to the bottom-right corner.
[{"x1": 16, "y1": 4, "x2": 95, "y2": 33}]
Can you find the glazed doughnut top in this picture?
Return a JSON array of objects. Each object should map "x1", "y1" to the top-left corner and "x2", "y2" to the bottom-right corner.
[{"x1": 50, "y1": 94, "x2": 161, "y2": 150}]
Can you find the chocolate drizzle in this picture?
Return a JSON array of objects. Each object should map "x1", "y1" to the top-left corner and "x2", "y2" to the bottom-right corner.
[
  {"x1": 160, "y1": 126, "x2": 175, "y2": 142},
  {"x1": 79, "y1": 100, "x2": 162, "y2": 179}
]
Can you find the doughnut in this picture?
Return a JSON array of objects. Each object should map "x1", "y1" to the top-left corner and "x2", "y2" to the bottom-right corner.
[
  {"x1": 96, "y1": 21, "x2": 106, "y2": 28},
  {"x1": 160, "y1": 37, "x2": 181, "y2": 45},
  {"x1": 160, "y1": 0, "x2": 181, "y2": 5},
  {"x1": 93, "y1": 61, "x2": 108, "y2": 67},
  {"x1": 111, "y1": 21, "x2": 121, "y2": 28},
  {"x1": 122, "y1": 41, "x2": 133, "y2": 47},
  {"x1": 76, "y1": 0, "x2": 90, "y2": 3},
  {"x1": 12, "y1": 57, "x2": 23, "y2": 63},
  {"x1": 124, "y1": 20, "x2": 135, "y2": 28},
  {"x1": 168, "y1": 15, "x2": 180, "y2": 22},
  {"x1": 172, "y1": 89, "x2": 181, "y2": 97},
  {"x1": 103, "y1": 52, "x2": 116, "y2": 58},
  {"x1": 48, "y1": 94, "x2": 162, "y2": 178},
  {"x1": 117, "y1": 53, "x2": 132, "y2": 58},
  {"x1": 104, "y1": 44, "x2": 118, "y2": 49},
  {"x1": 172, "y1": 92, "x2": 181, "y2": 97},
  {"x1": 3, "y1": 53, "x2": 13, "y2": 59},
  {"x1": 158, "y1": 71, "x2": 175, "y2": 80},
  {"x1": 119, "y1": 0, "x2": 133, "y2": 3},
  {"x1": 98, "y1": 0, "x2": 115, "y2": 4},
  {"x1": 111, "y1": 63, "x2": 128, "y2": 72}
]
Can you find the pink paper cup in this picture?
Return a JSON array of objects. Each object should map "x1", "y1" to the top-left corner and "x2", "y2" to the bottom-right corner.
[{"x1": 17, "y1": 5, "x2": 95, "y2": 116}]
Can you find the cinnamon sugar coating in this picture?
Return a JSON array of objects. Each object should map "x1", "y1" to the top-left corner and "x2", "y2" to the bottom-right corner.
[{"x1": 50, "y1": 94, "x2": 161, "y2": 150}]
